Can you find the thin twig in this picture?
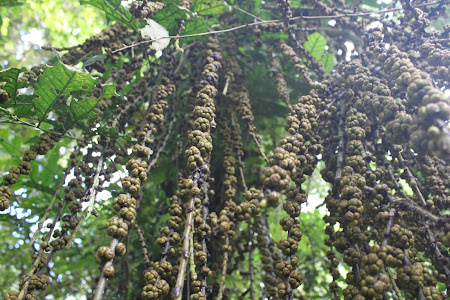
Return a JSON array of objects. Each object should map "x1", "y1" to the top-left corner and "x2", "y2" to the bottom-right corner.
[
  {"x1": 393, "y1": 148, "x2": 427, "y2": 206},
  {"x1": 365, "y1": 186, "x2": 449, "y2": 229},
  {"x1": 217, "y1": 235, "x2": 230, "y2": 300},
  {"x1": 172, "y1": 182, "x2": 198, "y2": 299},
  {"x1": 41, "y1": 45, "x2": 78, "y2": 51},
  {"x1": 65, "y1": 155, "x2": 104, "y2": 249},
  {"x1": 93, "y1": 238, "x2": 119, "y2": 300},
  {"x1": 231, "y1": 112, "x2": 248, "y2": 192},
  {"x1": 148, "y1": 115, "x2": 176, "y2": 170},
  {"x1": 122, "y1": 235, "x2": 130, "y2": 300},
  {"x1": 135, "y1": 223, "x2": 151, "y2": 268},
  {"x1": 251, "y1": 132, "x2": 269, "y2": 164},
  {"x1": 424, "y1": 224, "x2": 450, "y2": 279},
  {"x1": 189, "y1": 230, "x2": 197, "y2": 281},
  {"x1": 18, "y1": 201, "x2": 67, "y2": 299},
  {"x1": 425, "y1": 37, "x2": 450, "y2": 43},
  {"x1": 102, "y1": 0, "x2": 138, "y2": 33},
  {"x1": 0, "y1": 136, "x2": 23, "y2": 153},
  {"x1": 249, "y1": 222, "x2": 255, "y2": 300},
  {"x1": 237, "y1": 155, "x2": 248, "y2": 192},
  {"x1": 222, "y1": 0, "x2": 264, "y2": 21},
  {"x1": 200, "y1": 182, "x2": 209, "y2": 299},
  {"x1": 382, "y1": 207, "x2": 397, "y2": 246},
  {"x1": 112, "y1": 1, "x2": 442, "y2": 53},
  {"x1": 387, "y1": 268, "x2": 402, "y2": 300},
  {"x1": 334, "y1": 93, "x2": 346, "y2": 183},
  {"x1": 30, "y1": 159, "x2": 75, "y2": 245},
  {"x1": 0, "y1": 107, "x2": 83, "y2": 140}
]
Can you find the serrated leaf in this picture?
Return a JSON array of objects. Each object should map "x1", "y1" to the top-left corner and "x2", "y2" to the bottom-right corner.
[
  {"x1": 182, "y1": 18, "x2": 218, "y2": 42},
  {"x1": 79, "y1": 0, "x2": 138, "y2": 30},
  {"x1": 1, "y1": 94, "x2": 37, "y2": 117},
  {"x1": 183, "y1": 0, "x2": 224, "y2": 36},
  {"x1": 152, "y1": 3, "x2": 193, "y2": 35},
  {"x1": 93, "y1": 124, "x2": 134, "y2": 143},
  {"x1": 0, "y1": 67, "x2": 27, "y2": 103},
  {"x1": 192, "y1": 0, "x2": 225, "y2": 16},
  {"x1": 152, "y1": 0, "x2": 224, "y2": 41},
  {"x1": 14, "y1": 95, "x2": 36, "y2": 117},
  {"x1": 33, "y1": 61, "x2": 98, "y2": 126},
  {"x1": 321, "y1": 51, "x2": 334, "y2": 73},
  {"x1": 60, "y1": 82, "x2": 117, "y2": 130},
  {"x1": 152, "y1": 2, "x2": 219, "y2": 39},
  {"x1": 304, "y1": 32, "x2": 327, "y2": 60},
  {"x1": 65, "y1": 98, "x2": 101, "y2": 129}
]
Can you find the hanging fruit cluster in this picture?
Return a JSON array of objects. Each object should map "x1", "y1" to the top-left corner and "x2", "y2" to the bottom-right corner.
[
  {"x1": 1, "y1": 1, "x2": 449, "y2": 300},
  {"x1": 94, "y1": 53, "x2": 178, "y2": 299},
  {"x1": 1, "y1": 132, "x2": 59, "y2": 210}
]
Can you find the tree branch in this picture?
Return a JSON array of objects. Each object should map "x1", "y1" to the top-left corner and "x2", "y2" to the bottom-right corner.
[{"x1": 112, "y1": 1, "x2": 442, "y2": 53}]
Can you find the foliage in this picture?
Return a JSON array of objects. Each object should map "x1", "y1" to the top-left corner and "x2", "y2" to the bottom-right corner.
[
  {"x1": 0, "y1": 0, "x2": 107, "y2": 68},
  {"x1": 0, "y1": 0, "x2": 449, "y2": 300}
]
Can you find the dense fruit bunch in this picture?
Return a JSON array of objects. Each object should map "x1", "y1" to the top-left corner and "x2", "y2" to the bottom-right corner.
[{"x1": 2, "y1": 1, "x2": 449, "y2": 300}]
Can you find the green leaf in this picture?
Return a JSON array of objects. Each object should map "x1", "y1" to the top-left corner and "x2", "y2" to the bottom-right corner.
[
  {"x1": 13, "y1": 95, "x2": 36, "y2": 117},
  {"x1": 0, "y1": 67, "x2": 27, "y2": 103},
  {"x1": 290, "y1": 0, "x2": 302, "y2": 9},
  {"x1": 83, "y1": 54, "x2": 107, "y2": 68},
  {"x1": 178, "y1": 0, "x2": 225, "y2": 40},
  {"x1": 182, "y1": 17, "x2": 219, "y2": 41},
  {"x1": 362, "y1": 0, "x2": 390, "y2": 8},
  {"x1": 32, "y1": 61, "x2": 98, "y2": 126},
  {"x1": 1, "y1": 94, "x2": 37, "y2": 118},
  {"x1": 40, "y1": 147, "x2": 62, "y2": 185},
  {"x1": 102, "y1": 82, "x2": 118, "y2": 99},
  {"x1": 321, "y1": 51, "x2": 334, "y2": 73},
  {"x1": 304, "y1": 32, "x2": 327, "y2": 60},
  {"x1": 191, "y1": 0, "x2": 225, "y2": 16},
  {"x1": 152, "y1": 2, "x2": 220, "y2": 38},
  {"x1": 0, "y1": 0, "x2": 23, "y2": 7},
  {"x1": 59, "y1": 82, "x2": 117, "y2": 130},
  {"x1": 79, "y1": 0, "x2": 138, "y2": 30},
  {"x1": 152, "y1": 4, "x2": 193, "y2": 35},
  {"x1": 26, "y1": 175, "x2": 57, "y2": 196},
  {"x1": 93, "y1": 124, "x2": 134, "y2": 143}
]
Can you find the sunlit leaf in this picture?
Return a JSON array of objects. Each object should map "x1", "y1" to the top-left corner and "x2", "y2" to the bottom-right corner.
[
  {"x1": 152, "y1": 3, "x2": 193, "y2": 35},
  {"x1": 304, "y1": 32, "x2": 327, "y2": 60},
  {"x1": 321, "y1": 51, "x2": 334, "y2": 73},
  {"x1": 79, "y1": 0, "x2": 138, "y2": 29},
  {"x1": 362, "y1": 0, "x2": 390, "y2": 8},
  {"x1": 32, "y1": 61, "x2": 99, "y2": 126},
  {"x1": 59, "y1": 82, "x2": 117, "y2": 130},
  {"x1": 191, "y1": 0, "x2": 225, "y2": 16},
  {"x1": 0, "y1": 67, "x2": 27, "y2": 104},
  {"x1": 0, "y1": 0, "x2": 23, "y2": 7},
  {"x1": 83, "y1": 54, "x2": 107, "y2": 68}
]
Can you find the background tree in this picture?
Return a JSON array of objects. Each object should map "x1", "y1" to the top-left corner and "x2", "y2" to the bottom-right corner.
[{"x1": 0, "y1": 0, "x2": 449, "y2": 299}]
